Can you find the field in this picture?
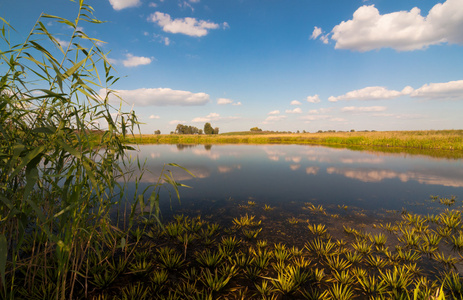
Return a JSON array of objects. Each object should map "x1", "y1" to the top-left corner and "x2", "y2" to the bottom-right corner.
[{"x1": 124, "y1": 130, "x2": 463, "y2": 151}]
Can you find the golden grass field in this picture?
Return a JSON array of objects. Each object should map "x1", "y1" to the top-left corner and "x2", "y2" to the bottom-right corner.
[{"x1": 123, "y1": 130, "x2": 463, "y2": 151}]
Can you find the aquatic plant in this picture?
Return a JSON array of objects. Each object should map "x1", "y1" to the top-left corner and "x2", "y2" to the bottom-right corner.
[
  {"x1": 267, "y1": 265, "x2": 310, "y2": 295},
  {"x1": 200, "y1": 268, "x2": 232, "y2": 293},
  {"x1": 242, "y1": 228, "x2": 262, "y2": 239},
  {"x1": 233, "y1": 214, "x2": 261, "y2": 227},
  {"x1": 357, "y1": 274, "x2": 386, "y2": 298},
  {"x1": 326, "y1": 283, "x2": 354, "y2": 300},
  {"x1": 195, "y1": 250, "x2": 223, "y2": 268},
  {"x1": 263, "y1": 204, "x2": 274, "y2": 211},
  {"x1": 157, "y1": 247, "x2": 186, "y2": 269},
  {"x1": 307, "y1": 223, "x2": 328, "y2": 236},
  {"x1": 120, "y1": 283, "x2": 150, "y2": 300},
  {"x1": 254, "y1": 280, "x2": 275, "y2": 299},
  {"x1": 306, "y1": 238, "x2": 337, "y2": 258},
  {"x1": 326, "y1": 255, "x2": 352, "y2": 271}
]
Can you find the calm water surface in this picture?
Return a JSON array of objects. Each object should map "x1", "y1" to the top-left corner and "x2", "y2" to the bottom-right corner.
[{"x1": 126, "y1": 144, "x2": 463, "y2": 222}]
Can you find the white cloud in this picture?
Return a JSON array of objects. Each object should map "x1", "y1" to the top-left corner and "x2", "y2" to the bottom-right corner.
[
  {"x1": 232, "y1": 102, "x2": 242, "y2": 106},
  {"x1": 410, "y1": 80, "x2": 463, "y2": 100},
  {"x1": 306, "y1": 95, "x2": 321, "y2": 103},
  {"x1": 217, "y1": 98, "x2": 233, "y2": 105},
  {"x1": 309, "y1": 107, "x2": 334, "y2": 114},
  {"x1": 100, "y1": 88, "x2": 210, "y2": 106},
  {"x1": 122, "y1": 54, "x2": 152, "y2": 67},
  {"x1": 311, "y1": 26, "x2": 322, "y2": 39},
  {"x1": 328, "y1": 86, "x2": 402, "y2": 102},
  {"x1": 148, "y1": 12, "x2": 225, "y2": 37},
  {"x1": 263, "y1": 115, "x2": 286, "y2": 124},
  {"x1": 56, "y1": 38, "x2": 69, "y2": 48},
  {"x1": 341, "y1": 106, "x2": 387, "y2": 113},
  {"x1": 301, "y1": 115, "x2": 331, "y2": 121},
  {"x1": 109, "y1": 0, "x2": 141, "y2": 10},
  {"x1": 328, "y1": 79, "x2": 463, "y2": 103},
  {"x1": 149, "y1": 115, "x2": 160, "y2": 119},
  {"x1": 191, "y1": 113, "x2": 239, "y2": 123},
  {"x1": 290, "y1": 100, "x2": 302, "y2": 105},
  {"x1": 285, "y1": 108, "x2": 303, "y2": 114},
  {"x1": 169, "y1": 119, "x2": 186, "y2": 125},
  {"x1": 268, "y1": 110, "x2": 280, "y2": 115},
  {"x1": 149, "y1": 2, "x2": 157, "y2": 8},
  {"x1": 330, "y1": 0, "x2": 463, "y2": 51}
]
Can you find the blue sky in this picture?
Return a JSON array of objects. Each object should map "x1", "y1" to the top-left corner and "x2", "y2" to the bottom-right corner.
[{"x1": 2, "y1": 0, "x2": 463, "y2": 133}]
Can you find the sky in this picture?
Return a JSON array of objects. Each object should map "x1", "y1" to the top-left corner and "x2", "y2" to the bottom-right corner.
[{"x1": 1, "y1": 0, "x2": 463, "y2": 133}]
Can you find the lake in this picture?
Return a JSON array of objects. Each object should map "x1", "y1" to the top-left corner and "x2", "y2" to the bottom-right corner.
[{"x1": 124, "y1": 144, "x2": 463, "y2": 228}]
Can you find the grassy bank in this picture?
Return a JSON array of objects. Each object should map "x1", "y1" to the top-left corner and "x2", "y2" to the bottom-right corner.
[{"x1": 123, "y1": 130, "x2": 463, "y2": 151}]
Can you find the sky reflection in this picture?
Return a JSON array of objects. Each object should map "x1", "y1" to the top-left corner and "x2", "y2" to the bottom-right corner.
[{"x1": 127, "y1": 144, "x2": 463, "y2": 214}]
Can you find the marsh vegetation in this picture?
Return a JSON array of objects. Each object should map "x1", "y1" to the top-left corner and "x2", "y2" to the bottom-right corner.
[{"x1": 1, "y1": 1, "x2": 462, "y2": 299}]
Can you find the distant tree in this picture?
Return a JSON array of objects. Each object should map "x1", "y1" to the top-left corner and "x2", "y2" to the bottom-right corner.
[
  {"x1": 154, "y1": 130, "x2": 161, "y2": 134},
  {"x1": 296, "y1": 130, "x2": 300, "y2": 133},
  {"x1": 250, "y1": 127, "x2": 262, "y2": 132},
  {"x1": 176, "y1": 124, "x2": 200, "y2": 134},
  {"x1": 350, "y1": 129, "x2": 355, "y2": 132},
  {"x1": 204, "y1": 122, "x2": 213, "y2": 134},
  {"x1": 302, "y1": 130, "x2": 306, "y2": 133},
  {"x1": 199, "y1": 129, "x2": 203, "y2": 135},
  {"x1": 213, "y1": 127, "x2": 219, "y2": 134},
  {"x1": 317, "y1": 130, "x2": 323, "y2": 133}
]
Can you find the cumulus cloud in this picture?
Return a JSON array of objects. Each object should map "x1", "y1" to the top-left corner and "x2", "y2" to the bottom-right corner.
[
  {"x1": 309, "y1": 107, "x2": 334, "y2": 114},
  {"x1": 310, "y1": 27, "x2": 329, "y2": 44},
  {"x1": 169, "y1": 119, "x2": 186, "y2": 125},
  {"x1": 311, "y1": 26, "x2": 322, "y2": 39},
  {"x1": 329, "y1": 80, "x2": 463, "y2": 103},
  {"x1": 100, "y1": 88, "x2": 210, "y2": 106},
  {"x1": 285, "y1": 108, "x2": 303, "y2": 114},
  {"x1": 217, "y1": 98, "x2": 242, "y2": 105},
  {"x1": 328, "y1": 86, "x2": 402, "y2": 102},
  {"x1": 192, "y1": 113, "x2": 240, "y2": 123},
  {"x1": 410, "y1": 80, "x2": 463, "y2": 100},
  {"x1": 306, "y1": 95, "x2": 321, "y2": 103},
  {"x1": 268, "y1": 110, "x2": 280, "y2": 115},
  {"x1": 263, "y1": 115, "x2": 286, "y2": 124},
  {"x1": 330, "y1": 0, "x2": 463, "y2": 51},
  {"x1": 122, "y1": 54, "x2": 152, "y2": 67},
  {"x1": 148, "y1": 12, "x2": 226, "y2": 37},
  {"x1": 232, "y1": 102, "x2": 242, "y2": 106},
  {"x1": 149, "y1": 115, "x2": 160, "y2": 119},
  {"x1": 109, "y1": 0, "x2": 141, "y2": 10},
  {"x1": 290, "y1": 100, "x2": 302, "y2": 105},
  {"x1": 341, "y1": 106, "x2": 387, "y2": 113},
  {"x1": 217, "y1": 98, "x2": 232, "y2": 105}
]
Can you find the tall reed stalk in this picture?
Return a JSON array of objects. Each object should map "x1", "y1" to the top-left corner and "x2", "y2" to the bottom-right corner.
[{"x1": 0, "y1": 2, "x2": 164, "y2": 299}]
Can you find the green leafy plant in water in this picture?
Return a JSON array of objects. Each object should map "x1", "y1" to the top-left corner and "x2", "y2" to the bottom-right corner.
[
  {"x1": 308, "y1": 223, "x2": 327, "y2": 236},
  {"x1": 120, "y1": 283, "x2": 150, "y2": 300},
  {"x1": 326, "y1": 283, "x2": 354, "y2": 300},
  {"x1": 266, "y1": 265, "x2": 309, "y2": 295},
  {"x1": 254, "y1": 280, "x2": 275, "y2": 299},
  {"x1": 263, "y1": 204, "x2": 274, "y2": 211},
  {"x1": 306, "y1": 238, "x2": 336, "y2": 258},
  {"x1": 251, "y1": 247, "x2": 273, "y2": 269},
  {"x1": 441, "y1": 270, "x2": 463, "y2": 298},
  {"x1": 200, "y1": 268, "x2": 232, "y2": 293},
  {"x1": 357, "y1": 274, "x2": 386, "y2": 298},
  {"x1": 379, "y1": 265, "x2": 414, "y2": 297},
  {"x1": 233, "y1": 214, "x2": 261, "y2": 227},
  {"x1": 326, "y1": 255, "x2": 352, "y2": 272},
  {"x1": 242, "y1": 228, "x2": 262, "y2": 239},
  {"x1": 157, "y1": 247, "x2": 186, "y2": 270},
  {"x1": 365, "y1": 254, "x2": 388, "y2": 269},
  {"x1": 219, "y1": 236, "x2": 240, "y2": 257},
  {"x1": 195, "y1": 250, "x2": 223, "y2": 268}
]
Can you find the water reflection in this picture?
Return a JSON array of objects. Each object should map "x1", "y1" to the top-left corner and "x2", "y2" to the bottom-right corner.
[{"x1": 127, "y1": 144, "x2": 463, "y2": 214}]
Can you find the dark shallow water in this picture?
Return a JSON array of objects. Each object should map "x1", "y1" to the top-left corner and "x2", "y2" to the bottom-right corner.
[{"x1": 120, "y1": 144, "x2": 463, "y2": 225}]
